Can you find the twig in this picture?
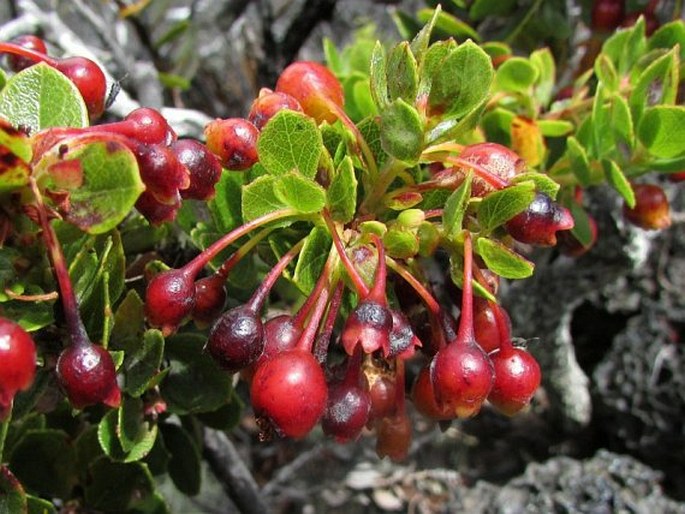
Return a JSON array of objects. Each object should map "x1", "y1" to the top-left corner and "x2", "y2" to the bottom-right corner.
[
  {"x1": 203, "y1": 428, "x2": 269, "y2": 514},
  {"x1": 262, "y1": 443, "x2": 328, "y2": 496}
]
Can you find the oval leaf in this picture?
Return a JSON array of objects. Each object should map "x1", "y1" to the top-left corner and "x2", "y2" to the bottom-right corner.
[
  {"x1": 478, "y1": 182, "x2": 536, "y2": 232},
  {"x1": 380, "y1": 98, "x2": 424, "y2": 164},
  {"x1": 638, "y1": 105, "x2": 685, "y2": 159},
  {"x1": 476, "y1": 237, "x2": 534, "y2": 279},
  {"x1": 274, "y1": 172, "x2": 326, "y2": 214}
]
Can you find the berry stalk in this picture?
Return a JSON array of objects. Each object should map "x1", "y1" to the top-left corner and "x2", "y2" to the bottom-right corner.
[
  {"x1": 456, "y1": 232, "x2": 476, "y2": 344},
  {"x1": 322, "y1": 209, "x2": 370, "y2": 297}
]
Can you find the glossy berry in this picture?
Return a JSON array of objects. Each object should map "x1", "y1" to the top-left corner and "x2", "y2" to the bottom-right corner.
[
  {"x1": 321, "y1": 376, "x2": 371, "y2": 443},
  {"x1": 411, "y1": 365, "x2": 454, "y2": 421},
  {"x1": 558, "y1": 215, "x2": 599, "y2": 257},
  {"x1": 55, "y1": 57, "x2": 108, "y2": 119},
  {"x1": 459, "y1": 142, "x2": 525, "y2": 196},
  {"x1": 204, "y1": 118, "x2": 259, "y2": 171},
  {"x1": 473, "y1": 298, "x2": 510, "y2": 353},
  {"x1": 375, "y1": 412, "x2": 412, "y2": 462},
  {"x1": 430, "y1": 339, "x2": 494, "y2": 418},
  {"x1": 113, "y1": 107, "x2": 177, "y2": 146},
  {"x1": 623, "y1": 183, "x2": 671, "y2": 230},
  {"x1": 248, "y1": 88, "x2": 303, "y2": 130},
  {"x1": 135, "y1": 190, "x2": 181, "y2": 225},
  {"x1": 591, "y1": 0, "x2": 625, "y2": 32},
  {"x1": 133, "y1": 143, "x2": 190, "y2": 205},
  {"x1": 56, "y1": 342, "x2": 120, "y2": 409},
  {"x1": 0, "y1": 317, "x2": 37, "y2": 418},
  {"x1": 206, "y1": 305, "x2": 264, "y2": 372},
  {"x1": 171, "y1": 139, "x2": 223, "y2": 200},
  {"x1": 488, "y1": 346, "x2": 541, "y2": 416},
  {"x1": 366, "y1": 374, "x2": 397, "y2": 422},
  {"x1": 275, "y1": 61, "x2": 345, "y2": 124},
  {"x1": 252, "y1": 315, "x2": 301, "y2": 368},
  {"x1": 191, "y1": 273, "x2": 227, "y2": 327},
  {"x1": 7, "y1": 35, "x2": 47, "y2": 72},
  {"x1": 145, "y1": 268, "x2": 197, "y2": 336},
  {"x1": 505, "y1": 192, "x2": 574, "y2": 246},
  {"x1": 667, "y1": 171, "x2": 685, "y2": 183},
  {"x1": 251, "y1": 349, "x2": 328, "y2": 439}
]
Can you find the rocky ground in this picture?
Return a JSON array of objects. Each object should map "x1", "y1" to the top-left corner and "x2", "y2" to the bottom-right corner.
[{"x1": 2, "y1": 1, "x2": 684, "y2": 513}]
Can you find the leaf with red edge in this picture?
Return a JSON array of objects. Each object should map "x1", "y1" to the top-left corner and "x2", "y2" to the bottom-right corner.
[{"x1": 0, "y1": 466, "x2": 27, "y2": 514}]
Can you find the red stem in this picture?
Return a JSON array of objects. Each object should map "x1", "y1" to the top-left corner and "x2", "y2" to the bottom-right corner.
[
  {"x1": 394, "y1": 358, "x2": 407, "y2": 413},
  {"x1": 313, "y1": 281, "x2": 344, "y2": 363},
  {"x1": 322, "y1": 210, "x2": 370, "y2": 298},
  {"x1": 295, "y1": 284, "x2": 330, "y2": 353},
  {"x1": 292, "y1": 252, "x2": 334, "y2": 330},
  {"x1": 245, "y1": 240, "x2": 304, "y2": 313},
  {"x1": 491, "y1": 302, "x2": 513, "y2": 352},
  {"x1": 342, "y1": 346, "x2": 365, "y2": 388},
  {"x1": 445, "y1": 156, "x2": 509, "y2": 190},
  {"x1": 386, "y1": 258, "x2": 440, "y2": 316},
  {"x1": 367, "y1": 234, "x2": 387, "y2": 305},
  {"x1": 456, "y1": 233, "x2": 475, "y2": 344},
  {"x1": 29, "y1": 178, "x2": 89, "y2": 347},
  {"x1": 0, "y1": 42, "x2": 58, "y2": 66},
  {"x1": 216, "y1": 227, "x2": 272, "y2": 279}
]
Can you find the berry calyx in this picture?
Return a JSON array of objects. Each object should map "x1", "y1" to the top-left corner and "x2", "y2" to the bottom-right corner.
[
  {"x1": 6, "y1": 35, "x2": 47, "y2": 72},
  {"x1": 251, "y1": 349, "x2": 328, "y2": 439},
  {"x1": 171, "y1": 139, "x2": 223, "y2": 201},
  {"x1": 275, "y1": 61, "x2": 345, "y2": 124},
  {"x1": 623, "y1": 183, "x2": 671, "y2": 230},
  {"x1": 248, "y1": 88, "x2": 303, "y2": 130},
  {"x1": 56, "y1": 341, "x2": 121, "y2": 409},
  {"x1": 0, "y1": 317, "x2": 37, "y2": 419},
  {"x1": 505, "y1": 192, "x2": 575, "y2": 246},
  {"x1": 204, "y1": 118, "x2": 259, "y2": 171}
]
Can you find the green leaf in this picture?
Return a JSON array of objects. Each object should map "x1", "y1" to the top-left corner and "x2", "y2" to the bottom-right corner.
[
  {"x1": 510, "y1": 172, "x2": 560, "y2": 199},
  {"x1": 123, "y1": 329, "x2": 165, "y2": 397},
  {"x1": 611, "y1": 93, "x2": 635, "y2": 151},
  {"x1": 530, "y1": 47, "x2": 555, "y2": 106},
  {"x1": 566, "y1": 136, "x2": 592, "y2": 186},
  {"x1": 648, "y1": 20, "x2": 685, "y2": 60},
  {"x1": 274, "y1": 172, "x2": 326, "y2": 214},
  {"x1": 442, "y1": 175, "x2": 471, "y2": 239},
  {"x1": 27, "y1": 495, "x2": 56, "y2": 514},
  {"x1": 603, "y1": 18, "x2": 647, "y2": 75},
  {"x1": 160, "y1": 333, "x2": 233, "y2": 415},
  {"x1": 35, "y1": 138, "x2": 144, "y2": 234},
  {"x1": 196, "y1": 391, "x2": 244, "y2": 431},
  {"x1": 257, "y1": 110, "x2": 322, "y2": 179},
  {"x1": 383, "y1": 228, "x2": 418, "y2": 259},
  {"x1": 84, "y1": 460, "x2": 157, "y2": 512},
  {"x1": 470, "y1": 0, "x2": 517, "y2": 20},
  {"x1": 110, "y1": 289, "x2": 145, "y2": 353},
  {"x1": 629, "y1": 48, "x2": 678, "y2": 123},
  {"x1": 0, "y1": 119, "x2": 31, "y2": 193},
  {"x1": 159, "y1": 423, "x2": 201, "y2": 497},
  {"x1": 208, "y1": 171, "x2": 244, "y2": 234},
  {"x1": 380, "y1": 98, "x2": 424, "y2": 164},
  {"x1": 0, "y1": 466, "x2": 27, "y2": 514},
  {"x1": 417, "y1": 8, "x2": 480, "y2": 41},
  {"x1": 494, "y1": 57, "x2": 538, "y2": 93},
  {"x1": 293, "y1": 226, "x2": 332, "y2": 294},
  {"x1": 9, "y1": 430, "x2": 77, "y2": 498},
  {"x1": 594, "y1": 53, "x2": 619, "y2": 92},
  {"x1": 537, "y1": 119, "x2": 574, "y2": 137},
  {"x1": 409, "y1": 5, "x2": 441, "y2": 62},
  {"x1": 568, "y1": 201, "x2": 593, "y2": 247},
  {"x1": 637, "y1": 106, "x2": 685, "y2": 159},
  {"x1": 417, "y1": 39, "x2": 455, "y2": 100},
  {"x1": 386, "y1": 42, "x2": 419, "y2": 102},
  {"x1": 323, "y1": 37, "x2": 343, "y2": 75},
  {"x1": 476, "y1": 237, "x2": 534, "y2": 279},
  {"x1": 327, "y1": 156, "x2": 358, "y2": 223},
  {"x1": 241, "y1": 175, "x2": 289, "y2": 222},
  {"x1": 429, "y1": 40, "x2": 494, "y2": 119},
  {"x1": 97, "y1": 405, "x2": 157, "y2": 463},
  {"x1": 0, "y1": 63, "x2": 88, "y2": 132},
  {"x1": 357, "y1": 116, "x2": 388, "y2": 171},
  {"x1": 603, "y1": 159, "x2": 635, "y2": 208},
  {"x1": 478, "y1": 182, "x2": 536, "y2": 232},
  {"x1": 369, "y1": 41, "x2": 389, "y2": 111}
]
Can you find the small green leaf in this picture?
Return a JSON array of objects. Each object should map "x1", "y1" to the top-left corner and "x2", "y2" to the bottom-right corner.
[
  {"x1": 27, "y1": 495, "x2": 57, "y2": 514},
  {"x1": 648, "y1": 20, "x2": 685, "y2": 60},
  {"x1": 358, "y1": 116, "x2": 388, "y2": 171},
  {"x1": 369, "y1": 42, "x2": 389, "y2": 111},
  {"x1": 594, "y1": 53, "x2": 619, "y2": 92},
  {"x1": 476, "y1": 237, "x2": 534, "y2": 279},
  {"x1": 611, "y1": 94, "x2": 635, "y2": 151},
  {"x1": 417, "y1": 39, "x2": 455, "y2": 99},
  {"x1": 592, "y1": 84, "x2": 612, "y2": 157},
  {"x1": 293, "y1": 226, "x2": 332, "y2": 294},
  {"x1": 442, "y1": 175, "x2": 471, "y2": 239},
  {"x1": 478, "y1": 182, "x2": 536, "y2": 232},
  {"x1": 568, "y1": 201, "x2": 593, "y2": 247},
  {"x1": 35, "y1": 138, "x2": 144, "y2": 234},
  {"x1": 566, "y1": 136, "x2": 592, "y2": 186},
  {"x1": 118, "y1": 396, "x2": 158, "y2": 459},
  {"x1": 257, "y1": 110, "x2": 322, "y2": 179},
  {"x1": 0, "y1": 466, "x2": 27, "y2": 514},
  {"x1": 418, "y1": 8, "x2": 480, "y2": 41},
  {"x1": 208, "y1": 171, "x2": 244, "y2": 234},
  {"x1": 84, "y1": 460, "x2": 156, "y2": 512},
  {"x1": 537, "y1": 119, "x2": 574, "y2": 137},
  {"x1": 603, "y1": 17, "x2": 647, "y2": 75},
  {"x1": 380, "y1": 98, "x2": 424, "y2": 164},
  {"x1": 409, "y1": 5, "x2": 442, "y2": 62},
  {"x1": 510, "y1": 172, "x2": 560, "y2": 199},
  {"x1": 470, "y1": 0, "x2": 516, "y2": 20},
  {"x1": 123, "y1": 329, "x2": 165, "y2": 397},
  {"x1": 110, "y1": 289, "x2": 145, "y2": 353},
  {"x1": 629, "y1": 48, "x2": 678, "y2": 123},
  {"x1": 603, "y1": 159, "x2": 635, "y2": 208},
  {"x1": 530, "y1": 47, "x2": 555, "y2": 106},
  {"x1": 383, "y1": 228, "x2": 418, "y2": 259},
  {"x1": 327, "y1": 156, "x2": 358, "y2": 223},
  {"x1": 323, "y1": 37, "x2": 343, "y2": 75},
  {"x1": 160, "y1": 423, "x2": 201, "y2": 497},
  {"x1": 241, "y1": 175, "x2": 289, "y2": 222},
  {"x1": 638, "y1": 106, "x2": 685, "y2": 159},
  {"x1": 494, "y1": 57, "x2": 538, "y2": 93},
  {"x1": 274, "y1": 172, "x2": 326, "y2": 214},
  {"x1": 387, "y1": 42, "x2": 419, "y2": 103}
]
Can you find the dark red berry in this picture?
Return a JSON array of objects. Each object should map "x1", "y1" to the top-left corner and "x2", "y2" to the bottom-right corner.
[
  {"x1": 7, "y1": 35, "x2": 47, "y2": 72},
  {"x1": 365, "y1": 373, "x2": 397, "y2": 422},
  {"x1": 133, "y1": 143, "x2": 190, "y2": 205},
  {"x1": 411, "y1": 365, "x2": 454, "y2": 421},
  {"x1": 623, "y1": 183, "x2": 671, "y2": 230},
  {"x1": 251, "y1": 349, "x2": 328, "y2": 439},
  {"x1": 248, "y1": 88, "x2": 303, "y2": 130},
  {"x1": 459, "y1": 142, "x2": 526, "y2": 197},
  {"x1": 191, "y1": 273, "x2": 227, "y2": 327},
  {"x1": 171, "y1": 139, "x2": 223, "y2": 200},
  {"x1": 591, "y1": 0, "x2": 625, "y2": 32},
  {"x1": 375, "y1": 412, "x2": 412, "y2": 462},
  {"x1": 56, "y1": 342, "x2": 120, "y2": 409},
  {"x1": 473, "y1": 298, "x2": 510, "y2": 353},
  {"x1": 341, "y1": 300, "x2": 393, "y2": 356},
  {"x1": 430, "y1": 339, "x2": 494, "y2": 418},
  {"x1": 247, "y1": 314, "x2": 301, "y2": 374},
  {"x1": 54, "y1": 57, "x2": 108, "y2": 119},
  {"x1": 321, "y1": 376, "x2": 371, "y2": 443},
  {"x1": 204, "y1": 118, "x2": 259, "y2": 171},
  {"x1": 0, "y1": 317, "x2": 37, "y2": 418},
  {"x1": 275, "y1": 61, "x2": 345, "y2": 124},
  {"x1": 488, "y1": 346, "x2": 541, "y2": 416},
  {"x1": 558, "y1": 215, "x2": 599, "y2": 257},
  {"x1": 388, "y1": 309, "x2": 421, "y2": 359},
  {"x1": 117, "y1": 107, "x2": 177, "y2": 146},
  {"x1": 668, "y1": 171, "x2": 685, "y2": 183},
  {"x1": 206, "y1": 305, "x2": 264, "y2": 372},
  {"x1": 145, "y1": 268, "x2": 197, "y2": 336},
  {"x1": 505, "y1": 192, "x2": 575, "y2": 246},
  {"x1": 135, "y1": 190, "x2": 181, "y2": 225}
]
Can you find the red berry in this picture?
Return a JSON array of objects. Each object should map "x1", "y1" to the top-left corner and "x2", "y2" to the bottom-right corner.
[
  {"x1": 0, "y1": 317, "x2": 37, "y2": 418},
  {"x1": 117, "y1": 107, "x2": 177, "y2": 146},
  {"x1": 459, "y1": 142, "x2": 525, "y2": 196},
  {"x1": 375, "y1": 412, "x2": 412, "y2": 462},
  {"x1": 473, "y1": 298, "x2": 510, "y2": 354},
  {"x1": 505, "y1": 193, "x2": 575, "y2": 246},
  {"x1": 558, "y1": 215, "x2": 599, "y2": 257},
  {"x1": 204, "y1": 118, "x2": 259, "y2": 171},
  {"x1": 171, "y1": 139, "x2": 223, "y2": 201},
  {"x1": 135, "y1": 190, "x2": 181, "y2": 225},
  {"x1": 54, "y1": 57, "x2": 108, "y2": 119},
  {"x1": 275, "y1": 61, "x2": 345, "y2": 124},
  {"x1": 56, "y1": 342, "x2": 120, "y2": 409},
  {"x1": 365, "y1": 373, "x2": 397, "y2": 422},
  {"x1": 191, "y1": 273, "x2": 227, "y2": 327},
  {"x1": 488, "y1": 346, "x2": 541, "y2": 416},
  {"x1": 430, "y1": 339, "x2": 494, "y2": 418},
  {"x1": 7, "y1": 35, "x2": 47, "y2": 72},
  {"x1": 133, "y1": 143, "x2": 190, "y2": 205},
  {"x1": 206, "y1": 305, "x2": 264, "y2": 372},
  {"x1": 668, "y1": 171, "x2": 685, "y2": 183},
  {"x1": 321, "y1": 376, "x2": 371, "y2": 443},
  {"x1": 247, "y1": 314, "x2": 301, "y2": 374},
  {"x1": 145, "y1": 268, "x2": 197, "y2": 336},
  {"x1": 342, "y1": 300, "x2": 393, "y2": 356},
  {"x1": 591, "y1": 0, "x2": 625, "y2": 32},
  {"x1": 251, "y1": 349, "x2": 327, "y2": 439},
  {"x1": 623, "y1": 183, "x2": 671, "y2": 230},
  {"x1": 248, "y1": 88, "x2": 303, "y2": 130},
  {"x1": 411, "y1": 365, "x2": 454, "y2": 421}
]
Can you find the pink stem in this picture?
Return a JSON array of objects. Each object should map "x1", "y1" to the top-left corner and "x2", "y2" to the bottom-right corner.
[
  {"x1": 491, "y1": 302, "x2": 513, "y2": 352},
  {"x1": 322, "y1": 210, "x2": 370, "y2": 298},
  {"x1": 386, "y1": 258, "x2": 440, "y2": 316},
  {"x1": 313, "y1": 281, "x2": 344, "y2": 363},
  {"x1": 456, "y1": 233, "x2": 475, "y2": 344},
  {"x1": 367, "y1": 234, "x2": 387, "y2": 305},
  {"x1": 295, "y1": 284, "x2": 330, "y2": 353},
  {"x1": 0, "y1": 42, "x2": 58, "y2": 66},
  {"x1": 216, "y1": 227, "x2": 272, "y2": 279},
  {"x1": 292, "y1": 253, "x2": 334, "y2": 330}
]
